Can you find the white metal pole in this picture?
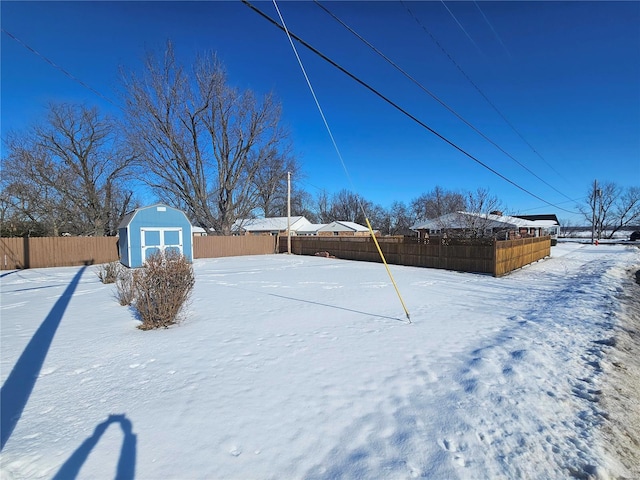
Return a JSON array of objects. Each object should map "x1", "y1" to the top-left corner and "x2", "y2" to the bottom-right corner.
[
  {"x1": 591, "y1": 179, "x2": 597, "y2": 245},
  {"x1": 287, "y1": 171, "x2": 291, "y2": 254}
]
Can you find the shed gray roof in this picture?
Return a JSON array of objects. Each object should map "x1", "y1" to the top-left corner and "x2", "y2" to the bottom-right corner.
[{"x1": 117, "y1": 203, "x2": 189, "y2": 229}]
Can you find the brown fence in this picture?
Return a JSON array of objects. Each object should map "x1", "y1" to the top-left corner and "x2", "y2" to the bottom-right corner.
[
  {"x1": 0, "y1": 235, "x2": 278, "y2": 270},
  {"x1": 279, "y1": 235, "x2": 550, "y2": 276},
  {"x1": 1, "y1": 237, "x2": 120, "y2": 270},
  {"x1": 494, "y1": 236, "x2": 551, "y2": 277},
  {"x1": 193, "y1": 235, "x2": 276, "y2": 259},
  {"x1": 2, "y1": 234, "x2": 548, "y2": 275}
]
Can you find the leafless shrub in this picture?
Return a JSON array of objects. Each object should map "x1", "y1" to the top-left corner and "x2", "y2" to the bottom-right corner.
[
  {"x1": 133, "y1": 250, "x2": 195, "y2": 330},
  {"x1": 97, "y1": 261, "x2": 122, "y2": 284},
  {"x1": 115, "y1": 268, "x2": 135, "y2": 306}
]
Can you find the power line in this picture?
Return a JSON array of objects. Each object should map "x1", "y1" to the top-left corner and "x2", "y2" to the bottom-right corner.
[
  {"x1": 269, "y1": 0, "x2": 412, "y2": 323},
  {"x1": 400, "y1": 2, "x2": 570, "y2": 185},
  {"x1": 517, "y1": 195, "x2": 586, "y2": 214},
  {"x1": 242, "y1": 1, "x2": 578, "y2": 215},
  {"x1": 313, "y1": 0, "x2": 575, "y2": 204},
  {"x1": 2, "y1": 28, "x2": 119, "y2": 109},
  {"x1": 473, "y1": 1, "x2": 511, "y2": 58},
  {"x1": 440, "y1": 0, "x2": 484, "y2": 56}
]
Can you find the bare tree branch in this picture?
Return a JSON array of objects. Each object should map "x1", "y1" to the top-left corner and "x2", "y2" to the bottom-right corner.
[{"x1": 122, "y1": 42, "x2": 295, "y2": 234}]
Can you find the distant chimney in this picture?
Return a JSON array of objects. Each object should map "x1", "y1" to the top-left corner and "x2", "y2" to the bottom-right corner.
[{"x1": 490, "y1": 210, "x2": 503, "y2": 216}]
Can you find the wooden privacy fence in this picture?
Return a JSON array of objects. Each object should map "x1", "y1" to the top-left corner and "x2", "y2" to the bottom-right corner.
[
  {"x1": 494, "y1": 236, "x2": 552, "y2": 277},
  {"x1": 193, "y1": 235, "x2": 276, "y2": 259},
  {"x1": 279, "y1": 235, "x2": 551, "y2": 276},
  {"x1": 1, "y1": 234, "x2": 547, "y2": 275},
  {"x1": 0, "y1": 235, "x2": 278, "y2": 270},
  {"x1": 1, "y1": 237, "x2": 120, "y2": 270}
]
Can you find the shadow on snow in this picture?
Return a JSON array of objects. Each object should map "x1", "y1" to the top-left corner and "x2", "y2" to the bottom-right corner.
[
  {"x1": 0, "y1": 266, "x2": 86, "y2": 451},
  {"x1": 52, "y1": 414, "x2": 136, "y2": 480}
]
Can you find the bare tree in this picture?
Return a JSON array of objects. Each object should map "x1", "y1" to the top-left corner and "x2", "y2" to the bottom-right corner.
[
  {"x1": 121, "y1": 42, "x2": 294, "y2": 235},
  {"x1": 464, "y1": 187, "x2": 502, "y2": 216},
  {"x1": 612, "y1": 186, "x2": 640, "y2": 235},
  {"x1": 579, "y1": 181, "x2": 640, "y2": 239},
  {"x1": 289, "y1": 188, "x2": 316, "y2": 221},
  {"x1": 314, "y1": 190, "x2": 332, "y2": 223},
  {"x1": 253, "y1": 155, "x2": 300, "y2": 218},
  {"x1": 457, "y1": 188, "x2": 503, "y2": 237},
  {"x1": 387, "y1": 201, "x2": 415, "y2": 236},
  {"x1": 329, "y1": 189, "x2": 367, "y2": 224},
  {"x1": 2, "y1": 103, "x2": 135, "y2": 236},
  {"x1": 410, "y1": 186, "x2": 465, "y2": 220}
]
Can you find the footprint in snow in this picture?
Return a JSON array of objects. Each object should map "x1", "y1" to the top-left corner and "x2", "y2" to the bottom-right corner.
[
  {"x1": 439, "y1": 438, "x2": 456, "y2": 452},
  {"x1": 510, "y1": 349, "x2": 527, "y2": 360}
]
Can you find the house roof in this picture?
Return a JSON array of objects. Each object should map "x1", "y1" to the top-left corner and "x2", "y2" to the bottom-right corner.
[
  {"x1": 232, "y1": 216, "x2": 311, "y2": 232},
  {"x1": 411, "y1": 212, "x2": 551, "y2": 231},
  {"x1": 296, "y1": 223, "x2": 327, "y2": 235},
  {"x1": 513, "y1": 214, "x2": 560, "y2": 225},
  {"x1": 318, "y1": 221, "x2": 370, "y2": 232}
]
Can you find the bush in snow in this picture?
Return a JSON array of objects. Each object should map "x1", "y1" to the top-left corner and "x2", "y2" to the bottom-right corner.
[
  {"x1": 97, "y1": 261, "x2": 122, "y2": 284},
  {"x1": 132, "y1": 250, "x2": 195, "y2": 330},
  {"x1": 115, "y1": 268, "x2": 136, "y2": 306}
]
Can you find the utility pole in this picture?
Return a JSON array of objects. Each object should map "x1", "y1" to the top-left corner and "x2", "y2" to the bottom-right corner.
[
  {"x1": 590, "y1": 180, "x2": 596, "y2": 244},
  {"x1": 287, "y1": 171, "x2": 291, "y2": 254}
]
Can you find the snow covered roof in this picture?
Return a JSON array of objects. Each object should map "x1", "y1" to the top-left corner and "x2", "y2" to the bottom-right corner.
[
  {"x1": 296, "y1": 223, "x2": 327, "y2": 235},
  {"x1": 317, "y1": 221, "x2": 370, "y2": 233},
  {"x1": 232, "y1": 216, "x2": 311, "y2": 233},
  {"x1": 411, "y1": 212, "x2": 551, "y2": 231},
  {"x1": 513, "y1": 214, "x2": 560, "y2": 225}
]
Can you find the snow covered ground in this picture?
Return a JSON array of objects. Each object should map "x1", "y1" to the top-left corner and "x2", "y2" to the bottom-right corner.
[{"x1": 1, "y1": 243, "x2": 638, "y2": 479}]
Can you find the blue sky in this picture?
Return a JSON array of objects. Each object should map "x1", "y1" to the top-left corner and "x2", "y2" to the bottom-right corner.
[{"x1": 2, "y1": 1, "x2": 639, "y2": 223}]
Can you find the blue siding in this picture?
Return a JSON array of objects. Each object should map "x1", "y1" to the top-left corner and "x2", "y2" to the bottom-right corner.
[{"x1": 119, "y1": 204, "x2": 193, "y2": 268}]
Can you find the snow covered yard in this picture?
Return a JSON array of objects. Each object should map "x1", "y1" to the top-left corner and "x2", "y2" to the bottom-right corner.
[{"x1": 1, "y1": 243, "x2": 638, "y2": 479}]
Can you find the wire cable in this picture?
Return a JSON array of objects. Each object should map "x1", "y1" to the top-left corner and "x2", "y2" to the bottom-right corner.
[
  {"x1": 2, "y1": 28, "x2": 119, "y2": 109},
  {"x1": 440, "y1": 0, "x2": 484, "y2": 56},
  {"x1": 473, "y1": 1, "x2": 511, "y2": 58},
  {"x1": 401, "y1": 2, "x2": 570, "y2": 184},
  {"x1": 313, "y1": 1, "x2": 575, "y2": 204},
  {"x1": 270, "y1": 0, "x2": 411, "y2": 322},
  {"x1": 242, "y1": 0, "x2": 578, "y2": 215}
]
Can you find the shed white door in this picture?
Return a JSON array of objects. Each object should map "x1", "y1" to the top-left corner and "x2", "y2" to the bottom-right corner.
[{"x1": 141, "y1": 227, "x2": 183, "y2": 262}]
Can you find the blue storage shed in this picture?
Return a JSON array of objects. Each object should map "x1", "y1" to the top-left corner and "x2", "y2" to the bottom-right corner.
[{"x1": 118, "y1": 204, "x2": 193, "y2": 268}]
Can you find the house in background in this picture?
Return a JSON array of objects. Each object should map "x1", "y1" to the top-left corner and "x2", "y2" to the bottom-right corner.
[
  {"x1": 513, "y1": 214, "x2": 560, "y2": 244},
  {"x1": 296, "y1": 223, "x2": 329, "y2": 236},
  {"x1": 192, "y1": 226, "x2": 207, "y2": 236},
  {"x1": 118, "y1": 203, "x2": 193, "y2": 268},
  {"x1": 232, "y1": 216, "x2": 311, "y2": 236},
  {"x1": 317, "y1": 221, "x2": 372, "y2": 236},
  {"x1": 411, "y1": 211, "x2": 555, "y2": 241},
  {"x1": 232, "y1": 217, "x2": 374, "y2": 237}
]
